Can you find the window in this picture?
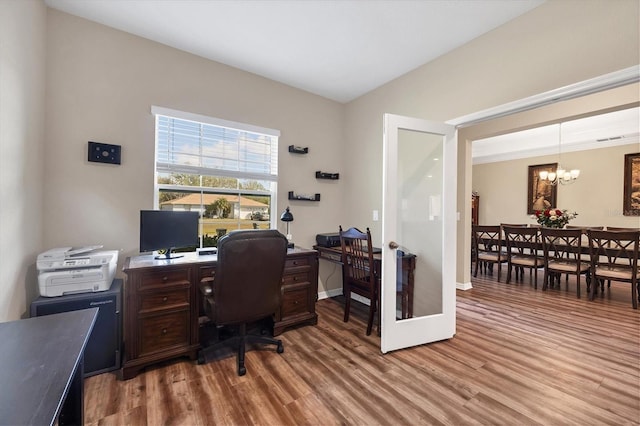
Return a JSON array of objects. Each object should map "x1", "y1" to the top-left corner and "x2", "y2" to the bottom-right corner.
[{"x1": 152, "y1": 106, "x2": 279, "y2": 248}]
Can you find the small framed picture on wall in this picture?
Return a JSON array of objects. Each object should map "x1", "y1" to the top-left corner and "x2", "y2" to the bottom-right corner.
[
  {"x1": 527, "y1": 163, "x2": 558, "y2": 214},
  {"x1": 623, "y1": 152, "x2": 640, "y2": 216}
]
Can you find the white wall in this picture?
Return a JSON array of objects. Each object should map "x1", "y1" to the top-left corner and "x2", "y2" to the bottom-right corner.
[
  {"x1": 0, "y1": 0, "x2": 47, "y2": 321},
  {"x1": 473, "y1": 143, "x2": 640, "y2": 227},
  {"x1": 44, "y1": 9, "x2": 346, "y2": 299}
]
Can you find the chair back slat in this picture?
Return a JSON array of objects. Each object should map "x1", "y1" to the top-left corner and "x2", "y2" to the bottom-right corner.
[
  {"x1": 339, "y1": 226, "x2": 376, "y2": 286},
  {"x1": 588, "y1": 230, "x2": 640, "y2": 268},
  {"x1": 502, "y1": 225, "x2": 540, "y2": 254},
  {"x1": 473, "y1": 225, "x2": 503, "y2": 254}
]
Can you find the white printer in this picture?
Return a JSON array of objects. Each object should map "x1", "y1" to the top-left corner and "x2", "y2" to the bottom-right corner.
[{"x1": 37, "y1": 246, "x2": 118, "y2": 297}]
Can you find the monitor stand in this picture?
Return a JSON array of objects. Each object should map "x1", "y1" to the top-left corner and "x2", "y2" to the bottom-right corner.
[{"x1": 154, "y1": 248, "x2": 183, "y2": 260}]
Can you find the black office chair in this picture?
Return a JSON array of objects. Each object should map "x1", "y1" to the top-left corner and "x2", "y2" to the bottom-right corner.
[{"x1": 198, "y1": 229, "x2": 288, "y2": 376}]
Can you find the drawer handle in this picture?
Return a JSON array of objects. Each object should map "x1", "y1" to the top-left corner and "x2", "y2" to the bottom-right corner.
[
  {"x1": 162, "y1": 276, "x2": 168, "y2": 282},
  {"x1": 162, "y1": 296, "x2": 168, "y2": 302},
  {"x1": 162, "y1": 328, "x2": 168, "y2": 335},
  {"x1": 294, "y1": 276, "x2": 298, "y2": 281}
]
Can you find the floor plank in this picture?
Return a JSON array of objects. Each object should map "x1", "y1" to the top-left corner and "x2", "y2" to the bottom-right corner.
[{"x1": 85, "y1": 272, "x2": 640, "y2": 425}]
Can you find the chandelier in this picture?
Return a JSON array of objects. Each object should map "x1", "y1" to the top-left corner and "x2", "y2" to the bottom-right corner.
[{"x1": 539, "y1": 123, "x2": 580, "y2": 185}]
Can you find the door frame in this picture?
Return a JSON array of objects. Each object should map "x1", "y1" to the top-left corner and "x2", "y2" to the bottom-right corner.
[{"x1": 449, "y1": 68, "x2": 639, "y2": 291}]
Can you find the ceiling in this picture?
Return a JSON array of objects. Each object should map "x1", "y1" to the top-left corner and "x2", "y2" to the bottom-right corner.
[
  {"x1": 45, "y1": 0, "x2": 544, "y2": 103},
  {"x1": 44, "y1": 0, "x2": 637, "y2": 157},
  {"x1": 472, "y1": 106, "x2": 640, "y2": 164}
]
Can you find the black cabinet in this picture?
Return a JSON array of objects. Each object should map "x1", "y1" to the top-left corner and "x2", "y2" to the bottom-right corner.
[{"x1": 30, "y1": 279, "x2": 122, "y2": 377}]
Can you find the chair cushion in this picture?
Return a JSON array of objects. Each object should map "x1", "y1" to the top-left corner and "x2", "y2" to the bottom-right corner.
[
  {"x1": 478, "y1": 253, "x2": 504, "y2": 262},
  {"x1": 547, "y1": 260, "x2": 589, "y2": 273},
  {"x1": 594, "y1": 266, "x2": 636, "y2": 280},
  {"x1": 510, "y1": 255, "x2": 541, "y2": 267}
]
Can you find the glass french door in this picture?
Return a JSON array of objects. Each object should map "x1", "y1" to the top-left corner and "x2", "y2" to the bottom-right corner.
[{"x1": 381, "y1": 113, "x2": 457, "y2": 353}]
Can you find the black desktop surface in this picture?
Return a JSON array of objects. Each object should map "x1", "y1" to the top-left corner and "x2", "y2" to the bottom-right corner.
[{"x1": 0, "y1": 308, "x2": 98, "y2": 425}]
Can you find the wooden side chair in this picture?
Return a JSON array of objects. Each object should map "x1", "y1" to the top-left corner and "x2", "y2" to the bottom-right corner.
[
  {"x1": 587, "y1": 229, "x2": 640, "y2": 309},
  {"x1": 396, "y1": 250, "x2": 416, "y2": 320},
  {"x1": 502, "y1": 225, "x2": 543, "y2": 288},
  {"x1": 339, "y1": 226, "x2": 378, "y2": 336},
  {"x1": 472, "y1": 225, "x2": 508, "y2": 281},
  {"x1": 540, "y1": 228, "x2": 591, "y2": 298}
]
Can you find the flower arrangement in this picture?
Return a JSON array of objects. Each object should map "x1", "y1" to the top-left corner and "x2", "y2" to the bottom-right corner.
[{"x1": 532, "y1": 208, "x2": 578, "y2": 228}]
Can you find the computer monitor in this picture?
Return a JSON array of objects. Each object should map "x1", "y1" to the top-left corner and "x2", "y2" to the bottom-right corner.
[{"x1": 139, "y1": 210, "x2": 199, "y2": 259}]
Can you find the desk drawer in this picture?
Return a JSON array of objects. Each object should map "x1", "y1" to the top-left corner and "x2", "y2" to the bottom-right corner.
[
  {"x1": 283, "y1": 271, "x2": 310, "y2": 286},
  {"x1": 282, "y1": 285, "x2": 310, "y2": 318},
  {"x1": 139, "y1": 268, "x2": 191, "y2": 290},
  {"x1": 139, "y1": 311, "x2": 189, "y2": 356},
  {"x1": 285, "y1": 256, "x2": 311, "y2": 270},
  {"x1": 139, "y1": 288, "x2": 190, "y2": 314}
]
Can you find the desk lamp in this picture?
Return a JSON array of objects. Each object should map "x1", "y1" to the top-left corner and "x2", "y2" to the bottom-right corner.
[{"x1": 280, "y1": 206, "x2": 294, "y2": 248}]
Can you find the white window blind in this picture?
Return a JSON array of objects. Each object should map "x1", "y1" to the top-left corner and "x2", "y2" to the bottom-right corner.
[{"x1": 153, "y1": 106, "x2": 279, "y2": 182}]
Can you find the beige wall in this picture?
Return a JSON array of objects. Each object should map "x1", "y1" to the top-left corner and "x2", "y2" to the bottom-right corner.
[
  {"x1": 44, "y1": 9, "x2": 345, "y2": 299},
  {"x1": 0, "y1": 0, "x2": 46, "y2": 321},
  {"x1": 1, "y1": 0, "x2": 639, "y2": 320},
  {"x1": 343, "y1": 0, "x2": 639, "y2": 288},
  {"x1": 473, "y1": 143, "x2": 640, "y2": 227}
]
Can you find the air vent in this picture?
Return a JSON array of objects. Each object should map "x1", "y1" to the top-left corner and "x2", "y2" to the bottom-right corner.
[{"x1": 597, "y1": 135, "x2": 624, "y2": 142}]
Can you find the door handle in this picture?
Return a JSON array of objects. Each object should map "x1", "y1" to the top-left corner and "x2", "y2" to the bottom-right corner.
[{"x1": 388, "y1": 241, "x2": 399, "y2": 249}]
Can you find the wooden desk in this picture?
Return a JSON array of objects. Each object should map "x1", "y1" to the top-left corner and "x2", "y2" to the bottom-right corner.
[
  {"x1": 122, "y1": 248, "x2": 318, "y2": 379},
  {"x1": 0, "y1": 308, "x2": 98, "y2": 425},
  {"x1": 313, "y1": 245, "x2": 416, "y2": 319}
]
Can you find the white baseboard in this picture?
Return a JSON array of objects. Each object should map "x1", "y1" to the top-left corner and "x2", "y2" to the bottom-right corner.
[
  {"x1": 318, "y1": 288, "x2": 342, "y2": 300},
  {"x1": 456, "y1": 281, "x2": 473, "y2": 290},
  {"x1": 350, "y1": 293, "x2": 370, "y2": 306},
  {"x1": 317, "y1": 288, "x2": 371, "y2": 306}
]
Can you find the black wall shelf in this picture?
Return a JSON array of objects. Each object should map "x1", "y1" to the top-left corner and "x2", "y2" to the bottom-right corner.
[
  {"x1": 315, "y1": 171, "x2": 339, "y2": 180},
  {"x1": 288, "y1": 145, "x2": 309, "y2": 154},
  {"x1": 288, "y1": 191, "x2": 320, "y2": 201}
]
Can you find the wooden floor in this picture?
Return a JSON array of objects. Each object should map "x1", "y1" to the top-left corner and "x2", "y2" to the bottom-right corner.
[{"x1": 85, "y1": 272, "x2": 640, "y2": 425}]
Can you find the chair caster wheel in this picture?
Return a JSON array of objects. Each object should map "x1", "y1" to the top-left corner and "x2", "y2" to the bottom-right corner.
[
  {"x1": 277, "y1": 342, "x2": 284, "y2": 353},
  {"x1": 238, "y1": 366, "x2": 246, "y2": 376}
]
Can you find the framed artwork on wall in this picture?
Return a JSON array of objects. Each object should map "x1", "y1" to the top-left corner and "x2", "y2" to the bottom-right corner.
[
  {"x1": 527, "y1": 163, "x2": 558, "y2": 214},
  {"x1": 623, "y1": 152, "x2": 640, "y2": 216}
]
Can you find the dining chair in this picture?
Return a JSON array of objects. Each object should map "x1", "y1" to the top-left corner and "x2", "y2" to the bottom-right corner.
[
  {"x1": 587, "y1": 229, "x2": 640, "y2": 309},
  {"x1": 540, "y1": 228, "x2": 591, "y2": 298},
  {"x1": 561, "y1": 226, "x2": 604, "y2": 283},
  {"x1": 472, "y1": 225, "x2": 508, "y2": 281},
  {"x1": 502, "y1": 225, "x2": 543, "y2": 288},
  {"x1": 339, "y1": 226, "x2": 378, "y2": 335}
]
